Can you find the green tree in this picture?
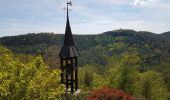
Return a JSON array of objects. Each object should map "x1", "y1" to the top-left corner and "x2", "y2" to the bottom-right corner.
[
  {"x1": 108, "y1": 51, "x2": 141, "y2": 95},
  {"x1": 79, "y1": 65, "x2": 94, "y2": 90},
  {"x1": 44, "y1": 46, "x2": 60, "y2": 68},
  {"x1": 139, "y1": 71, "x2": 168, "y2": 100},
  {"x1": 0, "y1": 46, "x2": 65, "y2": 100}
]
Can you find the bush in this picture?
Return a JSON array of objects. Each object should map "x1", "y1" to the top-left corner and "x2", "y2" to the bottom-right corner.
[{"x1": 86, "y1": 87, "x2": 133, "y2": 100}]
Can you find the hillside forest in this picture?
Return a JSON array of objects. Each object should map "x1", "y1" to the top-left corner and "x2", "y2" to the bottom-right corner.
[{"x1": 0, "y1": 29, "x2": 170, "y2": 100}]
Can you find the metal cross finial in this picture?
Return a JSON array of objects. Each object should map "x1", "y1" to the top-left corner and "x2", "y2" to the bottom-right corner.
[
  {"x1": 67, "y1": 1, "x2": 72, "y2": 6},
  {"x1": 67, "y1": 1, "x2": 72, "y2": 19}
]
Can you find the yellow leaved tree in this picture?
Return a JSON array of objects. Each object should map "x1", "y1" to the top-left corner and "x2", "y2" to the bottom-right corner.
[{"x1": 0, "y1": 46, "x2": 65, "y2": 100}]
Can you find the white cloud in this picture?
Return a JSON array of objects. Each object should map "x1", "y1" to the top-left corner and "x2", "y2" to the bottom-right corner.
[
  {"x1": 90, "y1": 0, "x2": 129, "y2": 5},
  {"x1": 130, "y1": 0, "x2": 160, "y2": 7}
]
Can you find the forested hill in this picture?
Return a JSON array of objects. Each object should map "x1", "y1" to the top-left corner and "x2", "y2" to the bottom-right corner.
[
  {"x1": 0, "y1": 29, "x2": 170, "y2": 67},
  {"x1": 0, "y1": 29, "x2": 170, "y2": 52},
  {"x1": 1, "y1": 29, "x2": 170, "y2": 98},
  {"x1": 162, "y1": 31, "x2": 170, "y2": 37},
  {"x1": 104, "y1": 30, "x2": 170, "y2": 49}
]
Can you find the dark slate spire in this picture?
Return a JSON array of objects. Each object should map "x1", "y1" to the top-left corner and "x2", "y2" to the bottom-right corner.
[{"x1": 59, "y1": 1, "x2": 79, "y2": 58}]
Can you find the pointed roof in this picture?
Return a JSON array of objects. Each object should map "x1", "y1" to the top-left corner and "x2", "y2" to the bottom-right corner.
[{"x1": 59, "y1": 4, "x2": 79, "y2": 58}]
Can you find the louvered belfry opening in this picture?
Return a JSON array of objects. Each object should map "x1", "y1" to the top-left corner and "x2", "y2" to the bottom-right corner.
[{"x1": 59, "y1": 1, "x2": 79, "y2": 93}]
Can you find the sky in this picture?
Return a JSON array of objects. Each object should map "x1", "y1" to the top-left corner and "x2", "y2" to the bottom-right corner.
[{"x1": 0, "y1": 0, "x2": 170, "y2": 37}]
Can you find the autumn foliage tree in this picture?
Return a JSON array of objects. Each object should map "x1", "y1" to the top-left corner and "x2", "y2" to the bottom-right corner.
[{"x1": 87, "y1": 87, "x2": 133, "y2": 100}]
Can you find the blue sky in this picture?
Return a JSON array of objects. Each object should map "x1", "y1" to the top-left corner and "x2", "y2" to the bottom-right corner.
[{"x1": 0, "y1": 0, "x2": 170, "y2": 37}]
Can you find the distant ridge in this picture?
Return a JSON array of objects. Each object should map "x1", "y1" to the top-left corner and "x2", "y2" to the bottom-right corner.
[{"x1": 0, "y1": 29, "x2": 170, "y2": 54}]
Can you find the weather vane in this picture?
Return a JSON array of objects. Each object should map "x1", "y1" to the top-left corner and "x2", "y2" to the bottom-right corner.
[
  {"x1": 62, "y1": 1, "x2": 72, "y2": 18},
  {"x1": 67, "y1": 1, "x2": 72, "y2": 7}
]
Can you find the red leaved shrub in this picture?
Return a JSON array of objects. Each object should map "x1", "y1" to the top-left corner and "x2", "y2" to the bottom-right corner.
[{"x1": 86, "y1": 87, "x2": 133, "y2": 100}]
